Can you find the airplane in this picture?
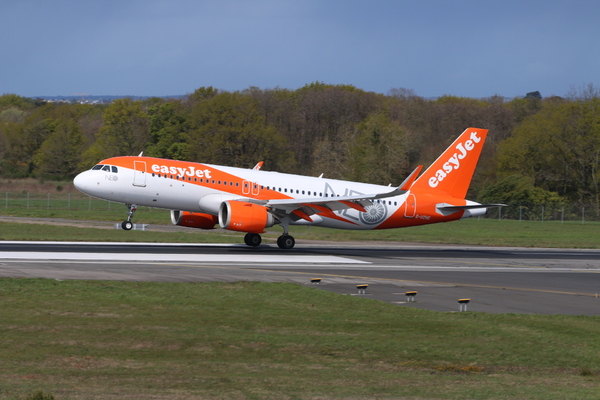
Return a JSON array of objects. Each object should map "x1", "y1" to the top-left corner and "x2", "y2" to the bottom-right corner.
[{"x1": 73, "y1": 127, "x2": 504, "y2": 249}]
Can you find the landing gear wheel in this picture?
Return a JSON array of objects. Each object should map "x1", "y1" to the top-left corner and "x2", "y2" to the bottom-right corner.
[
  {"x1": 244, "y1": 233, "x2": 262, "y2": 247},
  {"x1": 277, "y1": 235, "x2": 295, "y2": 249},
  {"x1": 121, "y1": 204, "x2": 137, "y2": 231}
]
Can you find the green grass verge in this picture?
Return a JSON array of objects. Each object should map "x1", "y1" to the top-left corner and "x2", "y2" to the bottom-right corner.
[
  {"x1": 1, "y1": 278, "x2": 599, "y2": 399},
  {"x1": 1, "y1": 209, "x2": 600, "y2": 248}
]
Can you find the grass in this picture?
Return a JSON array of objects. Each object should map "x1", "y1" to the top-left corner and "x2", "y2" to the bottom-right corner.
[
  {"x1": 1, "y1": 212, "x2": 599, "y2": 248},
  {"x1": 1, "y1": 184, "x2": 599, "y2": 248},
  {"x1": 1, "y1": 278, "x2": 599, "y2": 399},
  {"x1": 2, "y1": 181, "x2": 600, "y2": 398}
]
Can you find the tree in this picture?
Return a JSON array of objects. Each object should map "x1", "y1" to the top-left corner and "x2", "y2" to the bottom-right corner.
[
  {"x1": 0, "y1": 94, "x2": 35, "y2": 110},
  {"x1": 291, "y1": 84, "x2": 382, "y2": 175},
  {"x1": 185, "y1": 86, "x2": 219, "y2": 105},
  {"x1": 497, "y1": 99, "x2": 600, "y2": 212},
  {"x1": 477, "y1": 175, "x2": 566, "y2": 220},
  {"x1": 81, "y1": 98, "x2": 149, "y2": 168},
  {"x1": 346, "y1": 112, "x2": 408, "y2": 185},
  {"x1": 146, "y1": 101, "x2": 190, "y2": 160},
  {"x1": 187, "y1": 92, "x2": 294, "y2": 170},
  {"x1": 1, "y1": 117, "x2": 55, "y2": 177},
  {"x1": 33, "y1": 120, "x2": 85, "y2": 177}
]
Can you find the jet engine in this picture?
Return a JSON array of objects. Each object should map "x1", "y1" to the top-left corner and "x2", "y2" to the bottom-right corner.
[
  {"x1": 218, "y1": 201, "x2": 275, "y2": 233},
  {"x1": 170, "y1": 210, "x2": 218, "y2": 229}
]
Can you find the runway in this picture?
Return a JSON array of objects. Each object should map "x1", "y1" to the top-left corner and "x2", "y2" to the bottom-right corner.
[{"x1": 1, "y1": 241, "x2": 599, "y2": 315}]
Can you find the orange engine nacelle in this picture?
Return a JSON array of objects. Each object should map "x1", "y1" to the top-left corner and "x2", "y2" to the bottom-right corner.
[
  {"x1": 170, "y1": 210, "x2": 218, "y2": 230},
  {"x1": 218, "y1": 201, "x2": 275, "y2": 233}
]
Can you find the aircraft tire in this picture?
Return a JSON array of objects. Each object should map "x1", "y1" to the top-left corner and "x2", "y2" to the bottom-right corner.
[
  {"x1": 277, "y1": 235, "x2": 295, "y2": 249},
  {"x1": 244, "y1": 233, "x2": 262, "y2": 247},
  {"x1": 122, "y1": 221, "x2": 133, "y2": 230}
]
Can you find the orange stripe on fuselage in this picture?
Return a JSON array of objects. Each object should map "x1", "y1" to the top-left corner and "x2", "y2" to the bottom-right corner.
[
  {"x1": 101, "y1": 156, "x2": 293, "y2": 202},
  {"x1": 375, "y1": 193, "x2": 466, "y2": 230},
  {"x1": 100, "y1": 156, "x2": 369, "y2": 227}
]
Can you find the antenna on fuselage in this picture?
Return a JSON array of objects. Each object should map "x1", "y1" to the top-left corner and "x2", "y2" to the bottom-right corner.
[{"x1": 138, "y1": 151, "x2": 143, "y2": 157}]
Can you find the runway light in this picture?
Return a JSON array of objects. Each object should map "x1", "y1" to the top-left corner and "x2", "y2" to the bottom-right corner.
[
  {"x1": 356, "y1": 284, "x2": 368, "y2": 295},
  {"x1": 311, "y1": 278, "x2": 322, "y2": 284},
  {"x1": 458, "y1": 298, "x2": 471, "y2": 312},
  {"x1": 405, "y1": 291, "x2": 417, "y2": 302}
]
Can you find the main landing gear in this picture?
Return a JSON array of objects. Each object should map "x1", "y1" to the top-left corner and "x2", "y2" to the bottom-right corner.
[
  {"x1": 277, "y1": 235, "x2": 295, "y2": 249},
  {"x1": 244, "y1": 233, "x2": 262, "y2": 247},
  {"x1": 121, "y1": 204, "x2": 137, "y2": 230},
  {"x1": 243, "y1": 232, "x2": 296, "y2": 249}
]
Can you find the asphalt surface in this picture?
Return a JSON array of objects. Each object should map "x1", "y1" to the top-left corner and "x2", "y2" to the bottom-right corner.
[{"x1": 1, "y1": 241, "x2": 599, "y2": 315}]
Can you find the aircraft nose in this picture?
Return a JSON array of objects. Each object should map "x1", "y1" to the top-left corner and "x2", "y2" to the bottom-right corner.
[{"x1": 73, "y1": 171, "x2": 90, "y2": 193}]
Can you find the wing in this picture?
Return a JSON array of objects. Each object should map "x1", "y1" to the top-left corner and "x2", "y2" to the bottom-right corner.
[{"x1": 247, "y1": 165, "x2": 424, "y2": 223}]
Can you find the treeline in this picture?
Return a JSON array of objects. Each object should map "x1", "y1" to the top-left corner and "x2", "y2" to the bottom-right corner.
[{"x1": 1, "y1": 83, "x2": 599, "y2": 216}]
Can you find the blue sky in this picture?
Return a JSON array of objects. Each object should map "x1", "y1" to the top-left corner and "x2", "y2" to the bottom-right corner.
[{"x1": 2, "y1": 0, "x2": 599, "y2": 98}]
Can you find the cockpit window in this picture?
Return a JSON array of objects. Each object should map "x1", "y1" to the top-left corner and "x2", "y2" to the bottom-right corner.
[{"x1": 91, "y1": 164, "x2": 118, "y2": 173}]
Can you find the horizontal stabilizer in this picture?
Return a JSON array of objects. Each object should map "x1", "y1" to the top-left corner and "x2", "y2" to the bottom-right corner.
[
  {"x1": 437, "y1": 204, "x2": 508, "y2": 211},
  {"x1": 436, "y1": 203, "x2": 507, "y2": 217},
  {"x1": 437, "y1": 203, "x2": 507, "y2": 211}
]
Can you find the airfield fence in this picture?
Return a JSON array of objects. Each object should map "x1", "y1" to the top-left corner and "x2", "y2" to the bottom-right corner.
[
  {"x1": 2, "y1": 191, "x2": 600, "y2": 222},
  {"x1": 480, "y1": 201, "x2": 600, "y2": 223},
  {"x1": 2, "y1": 191, "x2": 155, "y2": 213}
]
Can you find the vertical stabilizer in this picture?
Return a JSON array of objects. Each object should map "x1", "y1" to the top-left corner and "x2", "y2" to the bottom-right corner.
[{"x1": 411, "y1": 128, "x2": 488, "y2": 199}]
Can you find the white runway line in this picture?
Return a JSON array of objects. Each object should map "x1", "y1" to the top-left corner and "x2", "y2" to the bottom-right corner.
[
  {"x1": 0, "y1": 242, "x2": 369, "y2": 263},
  {"x1": 0, "y1": 252, "x2": 369, "y2": 264}
]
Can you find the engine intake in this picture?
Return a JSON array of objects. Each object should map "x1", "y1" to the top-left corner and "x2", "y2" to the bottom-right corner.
[
  {"x1": 218, "y1": 201, "x2": 275, "y2": 233},
  {"x1": 170, "y1": 210, "x2": 218, "y2": 229}
]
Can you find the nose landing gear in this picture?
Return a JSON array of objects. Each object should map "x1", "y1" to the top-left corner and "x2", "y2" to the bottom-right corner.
[{"x1": 121, "y1": 204, "x2": 137, "y2": 230}]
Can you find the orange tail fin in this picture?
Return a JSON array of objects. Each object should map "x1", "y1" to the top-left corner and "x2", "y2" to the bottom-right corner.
[{"x1": 411, "y1": 128, "x2": 488, "y2": 199}]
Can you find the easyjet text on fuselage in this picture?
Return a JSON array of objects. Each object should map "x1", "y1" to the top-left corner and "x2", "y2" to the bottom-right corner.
[{"x1": 151, "y1": 164, "x2": 212, "y2": 179}]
